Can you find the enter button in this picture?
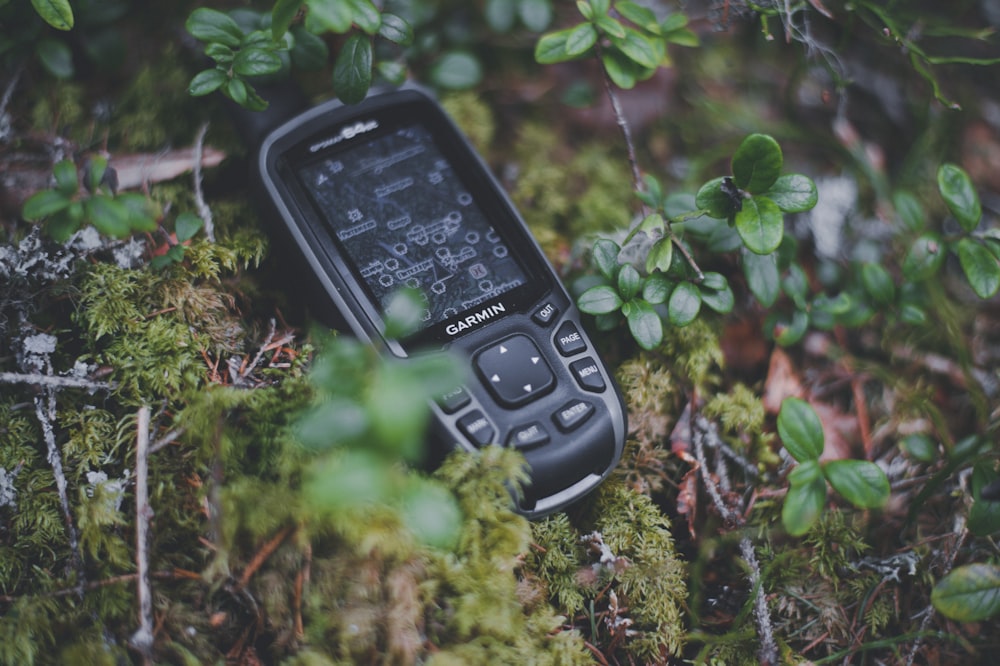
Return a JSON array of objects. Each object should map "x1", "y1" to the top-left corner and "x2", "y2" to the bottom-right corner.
[{"x1": 553, "y1": 399, "x2": 595, "y2": 432}]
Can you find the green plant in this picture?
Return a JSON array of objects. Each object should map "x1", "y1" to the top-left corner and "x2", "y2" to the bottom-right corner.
[
  {"x1": 149, "y1": 212, "x2": 204, "y2": 270},
  {"x1": 777, "y1": 398, "x2": 890, "y2": 536},
  {"x1": 20, "y1": 157, "x2": 159, "y2": 241}
]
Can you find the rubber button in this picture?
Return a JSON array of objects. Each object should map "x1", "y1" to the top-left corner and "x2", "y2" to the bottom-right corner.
[
  {"x1": 554, "y1": 321, "x2": 587, "y2": 356},
  {"x1": 475, "y1": 335, "x2": 555, "y2": 407},
  {"x1": 532, "y1": 302, "x2": 559, "y2": 326},
  {"x1": 437, "y1": 385, "x2": 471, "y2": 414},
  {"x1": 457, "y1": 410, "x2": 495, "y2": 447},
  {"x1": 570, "y1": 357, "x2": 606, "y2": 393},
  {"x1": 553, "y1": 399, "x2": 595, "y2": 432},
  {"x1": 507, "y1": 421, "x2": 550, "y2": 450}
]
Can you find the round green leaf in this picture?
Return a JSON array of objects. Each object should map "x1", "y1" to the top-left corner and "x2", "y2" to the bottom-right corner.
[
  {"x1": 307, "y1": 451, "x2": 388, "y2": 508},
  {"x1": 765, "y1": 173, "x2": 818, "y2": 213},
  {"x1": 642, "y1": 275, "x2": 671, "y2": 304},
  {"x1": 333, "y1": 33, "x2": 373, "y2": 104},
  {"x1": 667, "y1": 281, "x2": 701, "y2": 327},
  {"x1": 118, "y1": 193, "x2": 160, "y2": 233},
  {"x1": 592, "y1": 238, "x2": 621, "y2": 281},
  {"x1": 188, "y1": 68, "x2": 229, "y2": 96},
  {"x1": 783, "y1": 466, "x2": 827, "y2": 536},
  {"x1": 600, "y1": 49, "x2": 638, "y2": 89},
  {"x1": 45, "y1": 210, "x2": 81, "y2": 242},
  {"x1": 646, "y1": 237, "x2": 673, "y2": 274},
  {"x1": 175, "y1": 212, "x2": 204, "y2": 243},
  {"x1": 22, "y1": 189, "x2": 71, "y2": 221},
  {"x1": 969, "y1": 462, "x2": 1000, "y2": 537},
  {"x1": 226, "y1": 77, "x2": 249, "y2": 106},
  {"x1": 615, "y1": 0, "x2": 659, "y2": 32},
  {"x1": 782, "y1": 263, "x2": 809, "y2": 309},
  {"x1": 695, "y1": 177, "x2": 735, "y2": 219},
  {"x1": 85, "y1": 196, "x2": 131, "y2": 238},
  {"x1": 735, "y1": 195, "x2": 783, "y2": 255},
  {"x1": 534, "y1": 28, "x2": 573, "y2": 64},
  {"x1": 893, "y1": 190, "x2": 925, "y2": 231},
  {"x1": 564, "y1": 22, "x2": 597, "y2": 57},
  {"x1": 608, "y1": 27, "x2": 660, "y2": 69},
  {"x1": 347, "y1": 0, "x2": 381, "y2": 34},
  {"x1": 485, "y1": 0, "x2": 516, "y2": 31},
  {"x1": 617, "y1": 264, "x2": 641, "y2": 301},
  {"x1": 429, "y1": 51, "x2": 482, "y2": 90},
  {"x1": 626, "y1": 300, "x2": 663, "y2": 350},
  {"x1": 777, "y1": 397, "x2": 824, "y2": 462},
  {"x1": 518, "y1": 0, "x2": 553, "y2": 32},
  {"x1": 774, "y1": 309, "x2": 809, "y2": 347},
  {"x1": 186, "y1": 8, "x2": 244, "y2": 47},
  {"x1": 932, "y1": 563, "x2": 1000, "y2": 622},
  {"x1": 900, "y1": 433, "x2": 937, "y2": 462},
  {"x1": 36, "y1": 38, "x2": 74, "y2": 78},
  {"x1": 699, "y1": 272, "x2": 734, "y2": 314},
  {"x1": 578, "y1": 285, "x2": 623, "y2": 315},
  {"x1": 51, "y1": 159, "x2": 77, "y2": 196},
  {"x1": 861, "y1": 262, "x2": 896, "y2": 305},
  {"x1": 743, "y1": 250, "x2": 780, "y2": 307},
  {"x1": 731, "y1": 133, "x2": 783, "y2": 193},
  {"x1": 823, "y1": 459, "x2": 889, "y2": 509},
  {"x1": 271, "y1": 0, "x2": 300, "y2": 40},
  {"x1": 32, "y1": 0, "x2": 73, "y2": 30},
  {"x1": 938, "y1": 163, "x2": 981, "y2": 232},
  {"x1": 902, "y1": 233, "x2": 946, "y2": 281},
  {"x1": 305, "y1": 0, "x2": 353, "y2": 33},
  {"x1": 377, "y1": 13, "x2": 413, "y2": 46},
  {"x1": 956, "y1": 237, "x2": 1000, "y2": 299},
  {"x1": 233, "y1": 46, "x2": 283, "y2": 77}
]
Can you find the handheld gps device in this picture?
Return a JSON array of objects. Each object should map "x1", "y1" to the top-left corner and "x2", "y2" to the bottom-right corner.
[{"x1": 250, "y1": 85, "x2": 626, "y2": 517}]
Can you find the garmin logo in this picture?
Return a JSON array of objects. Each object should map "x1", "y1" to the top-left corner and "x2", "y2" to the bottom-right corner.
[
  {"x1": 309, "y1": 119, "x2": 379, "y2": 152},
  {"x1": 445, "y1": 303, "x2": 507, "y2": 336}
]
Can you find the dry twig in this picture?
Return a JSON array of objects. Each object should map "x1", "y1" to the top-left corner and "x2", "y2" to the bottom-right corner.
[{"x1": 130, "y1": 405, "x2": 155, "y2": 663}]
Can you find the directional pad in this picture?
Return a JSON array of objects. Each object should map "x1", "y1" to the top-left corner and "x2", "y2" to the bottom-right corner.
[{"x1": 475, "y1": 335, "x2": 555, "y2": 407}]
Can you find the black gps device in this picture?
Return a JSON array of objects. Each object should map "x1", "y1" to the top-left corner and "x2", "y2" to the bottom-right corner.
[{"x1": 251, "y1": 85, "x2": 626, "y2": 517}]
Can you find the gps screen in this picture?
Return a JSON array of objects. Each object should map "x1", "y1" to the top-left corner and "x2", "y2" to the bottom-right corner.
[{"x1": 297, "y1": 124, "x2": 530, "y2": 332}]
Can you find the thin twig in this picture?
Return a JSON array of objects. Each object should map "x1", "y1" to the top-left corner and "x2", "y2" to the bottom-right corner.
[
  {"x1": 192, "y1": 122, "x2": 215, "y2": 242},
  {"x1": 237, "y1": 525, "x2": 295, "y2": 589},
  {"x1": 741, "y1": 537, "x2": 779, "y2": 666},
  {"x1": 148, "y1": 426, "x2": 186, "y2": 455},
  {"x1": 0, "y1": 370, "x2": 114, "y2": 391},
  {"x1": 130, "y1": 405, "x2": 155, "y2": 664},
  {"x1": 692, "y1": 414, "x2": 742, "y2": 525}
]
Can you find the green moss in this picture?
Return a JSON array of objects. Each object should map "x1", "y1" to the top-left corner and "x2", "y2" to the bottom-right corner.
[{"x1": 441, "y1": 92, "x2": 496, "y2": 152}]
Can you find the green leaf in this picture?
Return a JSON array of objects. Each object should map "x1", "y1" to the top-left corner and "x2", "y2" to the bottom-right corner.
[
  {"x1": 695, "y1": 177, "x2": 736, "y2": 219},
  {"x1": 577, "y1": 0, "x2": 594, "y2": 21},
  {"x1": 594, "y1": 14, "x2": 626, "y2": 39},
  {"x1": 615, "y1": 1, "x2": 659, "y2": 32},
  {"x1": 861, "y1": 263, "x2": 896, "y2": 305},
  {"x1": 188, "y1": 68, "x2": 229, "y2": 96},
  {"x1": 429, "y1": 51, "x2": 482, "y2": 90},
  {"x1": 617, "y1": 264, "x2": 641, "y2": 301},
  {"x1": 535, "y1": 27, "x2": 573, "y2": 64},
  {"x1": 900, "y1": 433, "x2": 937, "y2": 462},
  {"x1": 592, "y1": 238, "x2": 620, "y2": 281},
  {"x1": 307, "y1": 451, "x2": 388, "y2": 507},
  {"x1": 893, "y1": 190, "x2": 925, "y2": 231},
  {"x1": 600, "y1": 49, "x2": 638, "y2": 88},
  {"x1": 782, "y1": 263, "x2": 809, "y2": 309},
  {"x1": 642, "y1": 275, "x2": 671, "y2": 304},
  {"x1": 969, "y1": 462, "x2": 1000, "y2": 537},
  {"x1": 823, "y1": 459, "x2": 890, "y2": 509},
  {"x1": 84, "y1": 155, "x2": 109, "y2": 193},
  {"x1": 225, "y1": 76, "x2": 249, "y2": 106},
  {"x1": 938, "y1": 163, "x2": 981, "y2": 232},
  {"x1": 765, "y1": 174, "x2": 818, "y2": 213},
  {"x1": 22, "y1": 189, "x2": 71, "y2": 221},
  {"x1": 305, "y1": 0, "x2": 354, "y2": 33},
  {"x1": 32, "y1": 0, "x2": 73, "y2": 30},
  {"x1": 956, "y1": 237, "x2": 1000, "y2": 299},
  {"x1": 118, "y1": 193, "x2": 160, "y2": 233},
  {"x1": 774, "y1": 309, "x2": 809, "y2": 346},
  {"x1": 271, "y1": 0, "x2": 301, "y2": 40},
  {"x1": 564, "y1": 22, "x2": 598, "y2": 57},
  {"x1": 590, "y1": 0, "x2": 611, "y2": 15},
  {"x1": 646, "y1": 237, "x2": 673, "y2": 274},
  {"x1": 626, "y1": 300, "x2": 663, "y2": 350},
  {"x1": 932, "y1": 564, "x2": 1000, "y2": 622},
  {"x1": 518, "y1": 0, "x2": 553, "y2": 32},
  {"x1": 578, "y1": 285, "x2": 623, "y2": 314},
  {"x1": 347, "y1": 0, "x2": 381, "y2": 34},
  {"x1": 608, "y1": 27, "x2": 660, "y2": 69},
  {"x1": 333, "y1": 33, "x2": 372, "y2": 104},
  {"x1": 783, "y1": 462, "x2": 827, "y2": 536},
  {"x1": 45, "y1": 210, "x2": 81, "y2": 241},
  {"x1": 700, "y1": 273, "x2": 734, "y2": 314},
  {"x1": 777, "y1": 397, "x2": 824, "y2": 462},
  {"x1": 732, "y1": 134, "x2": 782, "y2": 193},
  {"x1": 205, "y1": 42, "x2": 235, "y2": 64},
  {"x1": 36, "y1": 38, "x2": 74, "y2": 78},
  {"x1": 85, "y1": 196, "x2": 131, "y2": 238},
  {"x1": 175, "y1": 212, "x2": 204, "y2": 243},
  {"x1": 377, "y1": 13, "x2": 413, "y2": 45},
  {"x1": 186, "y1": 8, "x2": 244, "y2": 47},
  {"x1": 485, "y1": 0, "x2": 516, "y2": 32},
  {"x1": 290, "y1": 26, "x2": 329, "y2": 68},
  {"x1": 735, "y1": 195, "x2": 783, "y2": 255},
  {"x1": 52, "y1": 159, "x2": 78, "y2": 196},
  {"x1": 902, "y1": 233, "x2": 946, "y2": 281},
  {"x1": 743, "y1": 250, "x2": 780, "y2": 307},
  {"x1": 233, "y1": 47, "x2": 283, "y2": 77},
  {"x1": 667, "y1": 281, "x2": 701, "y2": 327}
]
